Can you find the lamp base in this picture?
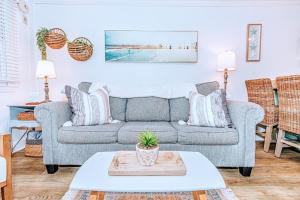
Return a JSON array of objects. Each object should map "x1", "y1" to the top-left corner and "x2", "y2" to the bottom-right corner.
[
  {"x1": 42, "y1": 76, "x2": 51, "y2": 104},
  {"x1": 224, "y1": 68, "x2": 229, "y2": 93}
]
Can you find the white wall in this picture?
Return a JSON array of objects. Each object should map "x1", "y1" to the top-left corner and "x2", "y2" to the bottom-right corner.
[
  {"x1": 1, "y1": 1, "x2": 298, "y2": 131},
  {"x1": 0, "y1": 12, "x2": 34, "y2": 132},
  {"x1": 30, "y1": 1, "x2": 300, "y2": 102},
  {"x1": 0, "y1": 1, "x2": 298, "y2": 137}
]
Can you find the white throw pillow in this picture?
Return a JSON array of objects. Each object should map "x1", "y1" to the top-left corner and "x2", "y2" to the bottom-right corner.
[
  {"x1": 188, "y1": 90, "x2": 228, "y2": 127},
  {"x1": 65, "y1": 85, "x2": 111, "y2": 126}
]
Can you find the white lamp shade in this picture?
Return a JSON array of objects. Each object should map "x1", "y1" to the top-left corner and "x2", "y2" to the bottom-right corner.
[
  {"x1": 217, "y1": 51, "x2": 236, "y2": 71},
  {"x1": 36, "y1": 60, "x2": 56, "y2": 78}
]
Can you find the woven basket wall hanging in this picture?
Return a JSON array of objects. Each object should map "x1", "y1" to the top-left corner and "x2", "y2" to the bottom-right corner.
[
  {"x1": 44, "y1": 28, "x2": 67, "y2": 49},
  {"x1": 67, "y1": 37, "x2": 93, "y2": 61}
]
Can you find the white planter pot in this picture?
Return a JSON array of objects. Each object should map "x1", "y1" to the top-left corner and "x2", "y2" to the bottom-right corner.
[{"x1": 136, "y1": 143, "x2": 159, "y2": 166}]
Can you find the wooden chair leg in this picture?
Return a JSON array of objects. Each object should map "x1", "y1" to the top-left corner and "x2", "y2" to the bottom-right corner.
[
  {"x1": 275, "y1": 130, "x2": 285, "y2": 158},
  {"x1": 264, "y1": 125, "x2": 273, "y2": 152},
  {"x1": 1, "y1": 184, "x2": 12, "y2": 200},
  {"x1": 0, "y1": 134, "x2": 12, "y2": 200}
]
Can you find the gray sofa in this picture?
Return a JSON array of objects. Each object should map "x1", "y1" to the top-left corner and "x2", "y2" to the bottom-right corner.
[{"x1": 34, "y1": 81, "x2": 264, "y2": 176}]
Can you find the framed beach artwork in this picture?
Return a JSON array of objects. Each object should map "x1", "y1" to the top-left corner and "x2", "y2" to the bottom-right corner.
[
  {"x1": 105, "y1": 30, "x2": 198, "y2": 63},
  {"x1": 246, "y1": 24, "x2": 262, "y2": 62}
]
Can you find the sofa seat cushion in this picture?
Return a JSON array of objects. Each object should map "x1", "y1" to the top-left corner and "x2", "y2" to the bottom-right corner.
[
  {"x1": 118, "y1": 122, "x2": 177, "y2": 144},
  {"x1": 0, "y1": 156, "x2": 6, "y2": 182},
  {"x1": 171, "y1": 122, "x2": 238, "y2": 145},
  {"x1": 58, "y1": 123, "x2": 124, "y2": 144}
]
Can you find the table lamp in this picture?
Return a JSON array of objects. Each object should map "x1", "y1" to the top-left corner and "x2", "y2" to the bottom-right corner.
[
  {"x1": 36, "y1": 60, "x2": 56, "y2": 103},
  {"x1": 217, "y1": 50, "x2": 236, "y2": 92}
]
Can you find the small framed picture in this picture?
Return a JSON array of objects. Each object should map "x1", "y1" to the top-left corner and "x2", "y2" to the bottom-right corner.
[{"x1": 246, "y1": 24, "x2": 262, "y2": 62}]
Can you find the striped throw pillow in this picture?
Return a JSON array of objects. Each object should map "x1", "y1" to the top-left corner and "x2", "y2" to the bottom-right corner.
[
  {"x1": 188, "y1": 90, "x2": 228, "y2": 127},
  {"x1": 65, "y1": 85, "x2": 111, "y2": 126}
]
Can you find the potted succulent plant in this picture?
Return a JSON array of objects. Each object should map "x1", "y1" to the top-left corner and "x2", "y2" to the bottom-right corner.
[{"x1": 136, "y1": 130, "x2": 159, "y2": 166}]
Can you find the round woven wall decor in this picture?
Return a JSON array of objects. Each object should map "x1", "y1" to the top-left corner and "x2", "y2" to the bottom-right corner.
[
  {"x1": 67, "y1": 37, "x2": 93, "y2": 61},
  {"x1": 44, "y1": 28, "x2": 67, "y2": 49}
]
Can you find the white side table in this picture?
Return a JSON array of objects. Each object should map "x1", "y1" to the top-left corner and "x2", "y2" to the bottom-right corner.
[{"x1": 8, "y1": 105, "x2": 40, "y2": 153}]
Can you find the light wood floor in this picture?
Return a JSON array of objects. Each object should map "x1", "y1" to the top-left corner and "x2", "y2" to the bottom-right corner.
[{"x1": 10, "y1": 142, "x2": 300, "y2": 200}]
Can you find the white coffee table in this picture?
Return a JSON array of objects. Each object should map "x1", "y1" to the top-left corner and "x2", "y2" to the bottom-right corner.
[{"x1": 70, "y1": 151, "x2": 226, "y2": 200}]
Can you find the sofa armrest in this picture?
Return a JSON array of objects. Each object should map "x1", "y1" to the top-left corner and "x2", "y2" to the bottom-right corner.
[
  {"x1": 227, "y1": 100, "x2": 264, "y2": 127},
  {"x1": 34, "y1": 101, "x2": 72, "y2": 164},
  {"x1": 34, "y1": 101, "x2": 72, "y2": 128},
  {"x1": 227, "y1": 100, "x2": 264, "y2": 166}
]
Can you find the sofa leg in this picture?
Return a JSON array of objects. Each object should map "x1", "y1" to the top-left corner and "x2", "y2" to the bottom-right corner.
[
  {"x1": 46, "y1": 165, "x2": 58, "y2": 174},
  {"x1": 239, "y1": 167, "x2": 252, "y2": 177}
]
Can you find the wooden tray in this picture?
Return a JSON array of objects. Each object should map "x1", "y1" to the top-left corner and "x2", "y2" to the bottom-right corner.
[{"x1": 108, "y1": 151, "x2": 186, "y2": 176}]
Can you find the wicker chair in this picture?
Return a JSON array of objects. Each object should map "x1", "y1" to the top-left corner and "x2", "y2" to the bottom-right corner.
[
  {"x1": 275, "y1": 75, "x2": 300, "y2": 157},
  {"x1": 245, "y1": 78, "x2": 279, "y2": 152}
]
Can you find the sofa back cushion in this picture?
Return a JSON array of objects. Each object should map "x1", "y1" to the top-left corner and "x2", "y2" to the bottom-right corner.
[
  {"x1": 169, "y1": 97, "x2": 190, "y2": 122},
  {"x1": 78, "y1": 81, "x2": 223, "y2": 123},
  {"x1": 126, "y1": 97, "x2": 170, "y2": 121},
  {"x1": 78, "y1": 82, "x2": 126, "y2": 121},
  {"x1": 169, "y1": 81, "x2": 220, "y2": 121},
  {"x1": 110, "y1": 97, "x2": 127, "y2": 121}
]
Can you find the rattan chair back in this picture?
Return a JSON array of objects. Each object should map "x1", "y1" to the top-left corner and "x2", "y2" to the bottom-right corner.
[
  {"x1": 245, "y1": 78, "x2": 278, "y2": 125},
  {"x1": 276, "y1": 75, "x2": 300, "y2": 135}
]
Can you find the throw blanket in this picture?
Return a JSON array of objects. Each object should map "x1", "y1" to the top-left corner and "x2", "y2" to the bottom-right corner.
[{"x1": 88, "y1": 82, "x2": 197, "y2": 99}]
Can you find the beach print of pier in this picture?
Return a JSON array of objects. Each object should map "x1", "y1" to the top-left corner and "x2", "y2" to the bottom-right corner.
[{"x1": 105, "y1": 31, "x2": 198, "y2": 63}]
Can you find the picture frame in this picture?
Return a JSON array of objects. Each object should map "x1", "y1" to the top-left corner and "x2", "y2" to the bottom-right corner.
[
  {"x1": 246, "y1": 24, "x2": 262, "y2": 62},
  {"x1": 104, "y1": 30, "x2": 198, "y2": 63}
]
